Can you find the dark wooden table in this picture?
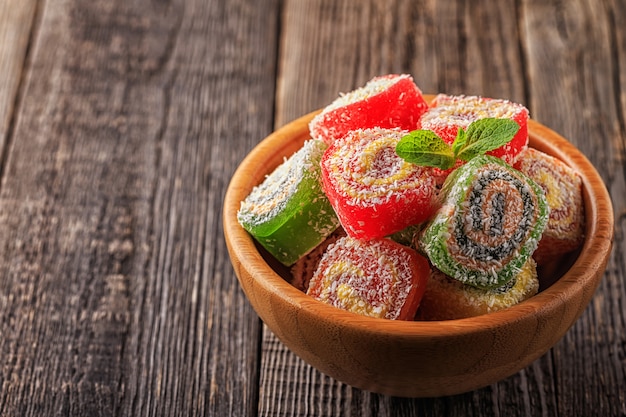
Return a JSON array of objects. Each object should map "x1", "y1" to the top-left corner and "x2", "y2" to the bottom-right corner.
[{"x1": 1, "y1": 0, "x2": 625, "y2": 416}]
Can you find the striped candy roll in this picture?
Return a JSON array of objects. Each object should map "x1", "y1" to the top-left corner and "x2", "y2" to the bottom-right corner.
[
  {"x1": 320, "y1": 128, "x2": 445, "y2": 240},
  {"x1": 416, "y1": 259, "x2": 539, "y2": 320},
  {"x1": 419, "y1": 155, "x2": 549, "y2": 290},
  {"x1": 514, "y1": 148, "x2": 585, "y2": 264},
  {"x1": 238, "y1": 139, "x2": 340, "y2": 266},
  {"x1": 306, "y1": 236, "x2": 431, "y2": 320},
  {"x1": 309, "y1": 74, "x2": 429, "y2": 144},
  {"x1": 418, "y1": 94, "x2": 529, "y2": 164}
]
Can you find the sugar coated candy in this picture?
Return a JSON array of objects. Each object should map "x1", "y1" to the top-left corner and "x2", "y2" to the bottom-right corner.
[
  {"x1": 418, "y1": 94, "x2": 529, "y2": 164},
  {"x1": 290, "y1": 227, "x2": 346, "y2": 292},
  {"x1": 320, "y1": 128, "x2": 444, "y2": 240},
  {"x1": 306, "y1": 236, "x2": 430, "y2": 320},
  {"x1": 309, "y1": 74, "x2": 429, "y2": 144},
  {"x1": 419, "y1": 155, "x2": 549, "y2": 289},
  {"x1": 238, "y1": 139, "x2": 340, "y2": 266},
  {"x1": 417, "y1": 258, "x2": 539, "y2": 320},
  {"x1": 514, "y1": 148, "x2": 585, "y2": 264}
]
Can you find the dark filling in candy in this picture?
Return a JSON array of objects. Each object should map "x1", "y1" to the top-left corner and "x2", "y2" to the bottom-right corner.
[
  {"x1": 455, "y1": 170, "x2": 536, "y2": 262},
  {"x1": 490, "y1": 193, "x2": 505, "y2": 236}
]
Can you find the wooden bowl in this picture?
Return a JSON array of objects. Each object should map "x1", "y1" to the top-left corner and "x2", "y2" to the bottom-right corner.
[{"x1": 223, "y1": 104, "x2": 614, "y2": 397}]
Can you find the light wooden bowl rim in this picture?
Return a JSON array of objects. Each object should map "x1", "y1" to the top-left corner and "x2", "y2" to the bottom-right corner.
[{"x1": 223, "y1": 104, "x2": 614, "y2": 339}]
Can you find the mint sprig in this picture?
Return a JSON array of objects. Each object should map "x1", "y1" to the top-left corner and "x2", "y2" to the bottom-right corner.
[
  {"x1": 394, "y1": 130, "x2": 456, "y2": 170},
  {"x1": 455, "y1": 118, "x2": 520, "y2": 161},
  {"x1": 396, "y1": 118, "x2": 520, "y2": 169}
]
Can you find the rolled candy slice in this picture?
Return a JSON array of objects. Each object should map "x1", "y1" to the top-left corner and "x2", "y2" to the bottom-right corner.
[
  {"x1": 418, "y1": 94, "x2": 529, "y2": 164},
  {"x1": 417, "y1": 258, "x2": 539, "y2": 320},
  {"x1": 320, "y1": 128, "x2": 444, "y2": 240},
  {"x1": 514, "y1": 148, "x2": 585, "y2": 264},
  {"x1": 290, "y1": 227, "x2": 346, "y2": 292},
  {"x1": 419, "y1": 155, "x2": 549, "y2": 289},
  {"x1": 309, "y1": 74, "x2": 429, "y2": 144},
  {"x1": 238, "y1": 139, "x2": 340, "y2": 266},
  {"x1": 306, "y1": 236, "x2": 430, "y2": 320}
]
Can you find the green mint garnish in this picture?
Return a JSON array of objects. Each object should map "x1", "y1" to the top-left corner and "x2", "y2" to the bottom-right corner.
[
  {"x1": 395, "y1": 130, "x2": 456, "y2": 170},
  {"x1": 451, "y1": 127, "x2": 467, "y2": 157},
  {"x1": 454, "y1": 118, "x2": 520, "y2": 161},
  {"x1": 396, "y1": 118, "x2": 520, "y2": 169}
]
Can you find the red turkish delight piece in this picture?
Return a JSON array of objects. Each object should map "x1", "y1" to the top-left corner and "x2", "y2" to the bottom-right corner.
[
  {"x1": 309, "y1": 74, "x2": 429, "y2": 144},
  {"x1": 306, "y1": 236, "x2": 430, "y2": 320},
  {"x1": 320, "y1": 128, "x2": 444, "y2": 240}
]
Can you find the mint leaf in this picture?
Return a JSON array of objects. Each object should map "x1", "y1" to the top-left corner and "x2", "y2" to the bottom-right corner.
[
  {"x1": 451, "y1": 127, "x2": 467, "y2": 156},
  {"x1": 397, "y1": 118, "x2": 521, "y2": 170},
  {"x1": 396, "y1": 130, "x2": 456, "y2": 170},
  {"x1": 455, "y1": 118, "x2": 520, "y2": 161}
]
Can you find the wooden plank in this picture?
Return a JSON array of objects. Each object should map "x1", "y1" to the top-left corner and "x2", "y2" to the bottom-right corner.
[
  {"x1": 275, "y1": 0, "x2": 527, "y2": 128},
  {"x1": 0, "y1": 0, "x2": 280, "y2": 415},
  {"x1": 0, "y1": 0, "x2": 37, "y2": 151},
  {"x1": 521, "y1": 0, "x2": 626, "y2": 416}
]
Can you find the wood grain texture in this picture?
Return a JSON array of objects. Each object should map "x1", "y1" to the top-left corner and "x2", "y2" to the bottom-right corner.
[
  {"x1": 0, "y1": 0, "x2": 280, "y2": 415},
  {"x1": 0, "y1": 0, "x2": 37, "y2": 154},
  {"x1": 275, "y1": 0, "x2": 527, "y2": 128}
]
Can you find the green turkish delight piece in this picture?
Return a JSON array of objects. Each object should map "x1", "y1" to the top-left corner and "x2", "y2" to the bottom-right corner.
[{"x1": 238, "y1": 139, "x2": 340, "y2": 266}]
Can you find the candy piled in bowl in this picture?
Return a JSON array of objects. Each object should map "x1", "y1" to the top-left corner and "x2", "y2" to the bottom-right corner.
[{"x1": 237, "y1": 74, "x2": 585, "y2": 321}]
